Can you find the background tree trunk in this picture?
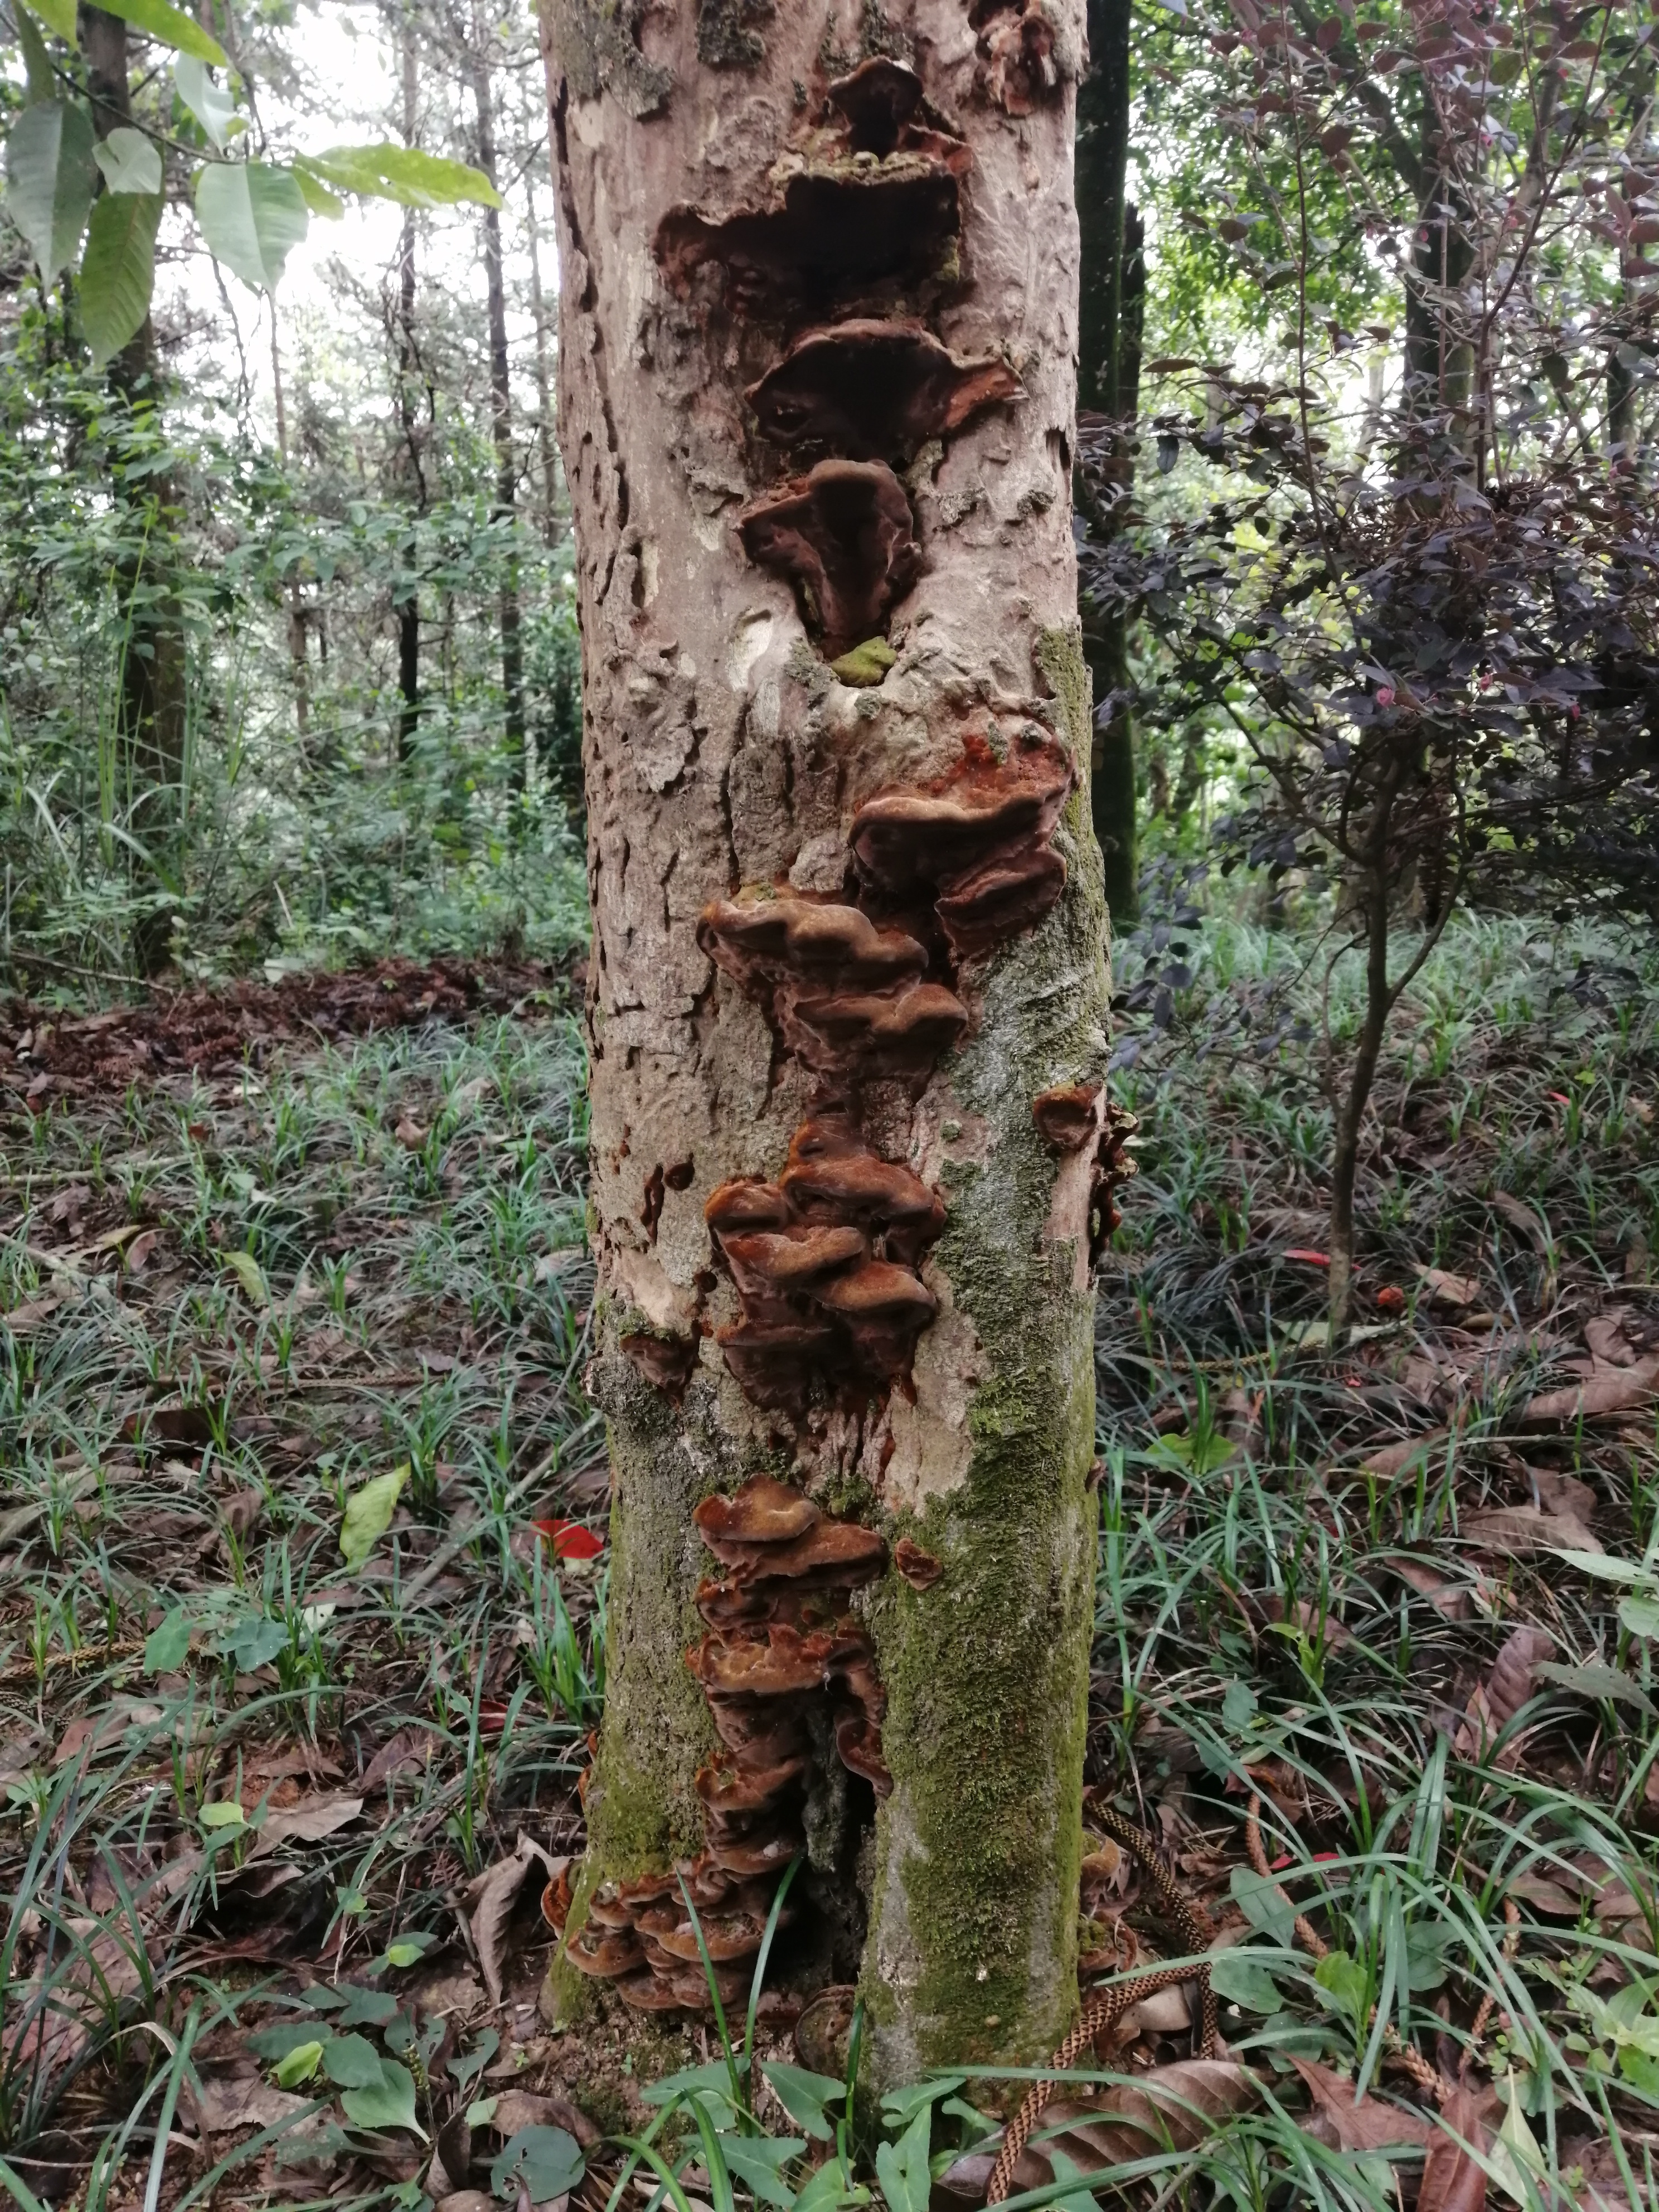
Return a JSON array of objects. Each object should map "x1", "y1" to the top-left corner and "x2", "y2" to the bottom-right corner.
[
  {"x1": 525, "y1": 167, "x2": 561, "y2": 547},
  {"x1": 541, "y1": 0, "x2": 1109, "y2": 2079},
  {"x1": 394, "y1": 16, "x2": 423, "y2": 761},
  {"x1": 469, "y1": 0, "x2": 526, "y2": 780},
  {"x1": 83, "y1": 2, "x2": 187, "y2": 974},
  {"x1": 1077, "y1": 0, "x2": 1140, "y2": 926}
]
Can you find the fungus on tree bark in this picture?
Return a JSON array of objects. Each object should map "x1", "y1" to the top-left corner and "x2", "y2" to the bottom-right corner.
[
  {"x1": 748, "y1": 322, "x2": 1022, "y2": 463},
  {"x1": 738, "y1": 461, "x2": 922, "y2": 658},
  {"x1": 545, "y1": 0, "x2": 1105, "y2": 2077}
]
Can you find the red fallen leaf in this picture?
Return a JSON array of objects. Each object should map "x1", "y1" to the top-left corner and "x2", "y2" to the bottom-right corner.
[
  {"x1": 1286, "y1": 1248, "x2": 1331, "y2": 1266},
  {"x1": 1546, "y1": 1092, "x2": 1570, "y2": 1106},
  {"x1": 1375, "y1": 1284, "x2": 1407, "y2": 1313},
  {"x1": 533, "y1": 1519, "x2": 605, "y2": 1560}
]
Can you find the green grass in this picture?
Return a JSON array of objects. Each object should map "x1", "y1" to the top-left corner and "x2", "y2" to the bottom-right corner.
[{"x1": 2, "y1": 905, "x2": 1657, "y2": 2209}]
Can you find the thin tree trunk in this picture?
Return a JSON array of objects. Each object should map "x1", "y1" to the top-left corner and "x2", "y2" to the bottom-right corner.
[
  {"x1": 469, "y1": 0, "x2": 526, "y2": 780},
  {"x1": 269, "y1": 303, "x2": 311, "y2": 743},
  {"x1": 1077, "y1": 0, "x2": 1139, "y2": 926},
  {"x1": 394, "y1": 17, "x2": 421, "y2": 761},
  {"x1": 525, "y1": 168, "x2": 560, "y2": 547},
  {"x1": 541, "y1": 1, "x2": 1107, "y2": 2078},
  {"x1": 83, "y1": 3, "x2": 187, "y2": 975}
]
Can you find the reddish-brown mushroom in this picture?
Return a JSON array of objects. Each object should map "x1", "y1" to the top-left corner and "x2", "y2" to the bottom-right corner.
[
  {"x1": 701, "y1": 892, "x2": 926, "y2": 989},
  {"x1": 788, "y1": 980, "x2": 969, "y2": 1074},
  {"x1": 705, "y1": 1178, "x2": 793, "y2": 1234},
  {"x1": 620, "y1": 1329, "x2": 698, "y2": 1395},
  {"x1": 719, "y1": 1224, "x2": 867, "y2": 1304},
  {"x1": 716, "y1": 1317, "x2": 845, "y2": 1409},
  {"x1": 848, "y1": 739, "x2": 1074, "y2": 898},
  {"x1": 747, "y1": 321, "x2": 1021, "y2": 462},
  {"x1": 835, "y1": 1710, "x2": 894, "y2": 1797},
  {"x1": 934, "y1": 843, "x2": 1068, "y2": 958},
  {"x1": 737, "y1": 461, "x2": 920, "y2": 658},
  {"x1": 722, "y1": 1518, "x2": 888, "y2": 1589},
  {"x1": 894, "y1": 1536, "x2": 944, "y2": 1590},
  {"x1": 564, "y1": 1924, "x2": 646, "y2": 1978},
  {"x1": 1031, "y1": 1083, "x2": 1102, "y2": 1153},
  {"x1": 695, "y1": 1476, "x2": 819, "y2": 1549},
  {"x1": 655, "y1": 171, "x2": 961, "y2": 320}
]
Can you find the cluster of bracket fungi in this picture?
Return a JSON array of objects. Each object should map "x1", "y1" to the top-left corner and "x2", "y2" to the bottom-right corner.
[{"x1": 577, "y1": 33, "x2": 1112, "y2": 2016}]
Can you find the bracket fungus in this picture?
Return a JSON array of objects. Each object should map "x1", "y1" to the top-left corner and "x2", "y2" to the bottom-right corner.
[
  {"x1": 704, "y1": 1120, "x2": 946, "y2": 1409},
  {"x1": 738, "y1": 460, "x2": 920, "y2": 658},
  {"x1": 697, "y1": 891, "x2": 966, "y2": 1082},
  {"x1": 654, "y1": 169, "x2": 961, "y2": 321},
  {"x1": 620, "y1": 1328, "x2": 699, "y2": 1395},
  {"x1": 1033, "y1": 1083, "x2": 1140, "y2": 1267},
  {"x1": 972, "y1": 0, "x2": 1066, "y2": 114},
  {"x1": 850, "y1": 734, "x2": 1076, "y2": 957},
  {"x1": 747, "y1": 321, "x2": 1022, "y2": 462}
]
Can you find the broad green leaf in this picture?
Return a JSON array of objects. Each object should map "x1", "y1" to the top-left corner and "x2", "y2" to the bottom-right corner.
[
  {"x1": 384, "y1": 1935, "x2": 431, "y2": 1970},
  {"x1": 274, "y1": 2040, "x2": 325, "y2": 2088},
  {"x1": 94, "y1": 0, "x2": 225, "y2": 64},
  {"x1": 1314, "y1": 1947, "x2": 1369, "y2": 2026},
  {"x1": 293, "y1": 167, "x2": 344, "y2": 220},
  {"x1": 489, "y1": 2126, "x2": 584, "y2": 2203},
  {"x1": 93, "y1": 126, "x2": 162, "y2": 195},
  {"x1": 722, "y1": 2135, "x2": 808, "y2": 2210},
  {"x1": 6, "y1": 101, "x2": 96, "y2": 277},
  {"x1": 322, "y1": 2033, "x2": 387, "y2": 2089},
  {"x1": 1535, "y1": 1659, "x2": 1656, "y2": 1714},
  {"x1": 143, "y1": 1603, "x2": 192, "y2": 1673},
  {"x1": 200, "y1": 1799, "x2": 245, "y2": 1829},
  {"x1": 465, "y1": 2095, "x2": 499, "y2": 2126},
  {"x1": 874, "y1": 2108, "x2": 932, "y2": 2212},
  {"x1": 20, "y1": 0, "x2": 76, "y2": 45},
  {"x1": 334, "y1": 1985, "x2": 398, "y2": 2026},
  {"x1": 195, "y1": 160, "x2": 307, "y2": 293},
  {"x1": 1622, "y1": 1593, "x2": 1659, "y2": 1639},
  {"x1": 300, "y1": 142, "x2": 500, "y2": 209},
  {"x1": 172, "y1": 55, "x2": 235, "y2": 151},
  {"x1": 641, "y1": 2057, "x2": 748, "y2": 2106},
  {"x1": 222, "y1": 1248, "x2": 270, "y2": 1305},
  {"x1": 765, "y1": 2059, "x2": 847, "y2": 2141},
  {"x1": 1549, "y1": 1548, "x2": 1648, "y2": 1584},
  {"x1": 1229, "y1": 1863, "x2": 1296, "y2": 1946},
  {"x1": 792, "y1": 2160, "x2": 869, "y2": 2212},
  {"x1": 78, "y1": 188, "x2": 160, "y2": 366},
  {"x1": 1209, "y1": 1944, "x2": 1283, "y2": 2012},
  {"x1": 339, "y1": 1464, "x2": 407, "y2": 1568},
  {"x1": 249, "y1": 2021, "x2": 334, "y2": 2060},
  {"x1": 880, "y1": 2074, "x2": 966, "y2": 2127},
  {"x1": 14, "y1": 9, "x2": 59, "y2": 102},
  {"x1": 340, "y1": 2055, "x2": 424, "y2": 2138},
  {"x1": 448, "y1": 2028, "x2": 498, "y2": 2088},
  {"x1": 224, "y1": 1613, "x2": 288, "y2": 1670}
]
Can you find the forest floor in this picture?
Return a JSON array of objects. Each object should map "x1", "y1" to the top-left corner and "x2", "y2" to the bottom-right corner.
[{"x1": 1, "y1": 911, "x2": 1656, "y2": 2212}]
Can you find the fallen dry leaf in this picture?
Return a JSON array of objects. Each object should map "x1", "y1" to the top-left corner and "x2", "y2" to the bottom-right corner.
[
  {"x1": 1287, "y1": 2055, "x2": 1432, "y2": 2151},
  {"x1": 1418, "y1": 1265, "x2": 1481, "y2": 1309},
  {"x1": 1522, "y1": 1352, "x2": 1659, "y2": 1427},
  {"x1": 395, "y1": 1116, "x2": 427, "y2": 1149},
  {"x1": 188, "y1": 2068, "x2": 317, "y2": 2137},
  {"x1": 249, "y1": 1791, "x2": 363, "y2": 1855},
  {"x1": 1454, "y1": 1626, "x2": 1553, "y2": 1760},
  {"x1": 1391, "y1": 1557, "x2": 1474, "y2": 1621},
  {"x1": 361, "y1": 1725, "x2": 440, "y2": 1792},
  {"x1": 1585, "y1": 1314, "x2": 1641, "y2": 1366},
  {"x1": 488, "y1": 2089, "x2": 601, "y2": 2147},
  {"x1": 469, "y1": 1836, "x2": 565, "y2": 2007},
  {"x1": 1361, "y1": 1428, "x2": 1451, "y2": 1481},
  {"x1": 1463, "y1": 1503, "x2": 1602, "y2": 1558},
  {"x1": 1420, "y1": 2084, "x2": 1488, "y2": 2212}
]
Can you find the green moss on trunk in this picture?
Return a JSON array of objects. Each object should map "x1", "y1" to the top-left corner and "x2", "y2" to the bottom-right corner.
[{"x1": 860, "y1": 624, "x2": 1109, "y2": 2082}]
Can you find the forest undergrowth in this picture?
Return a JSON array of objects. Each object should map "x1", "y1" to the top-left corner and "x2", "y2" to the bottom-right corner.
[{"x1": 1, "y1": 905, "x2": 1656, "y2": 2212}]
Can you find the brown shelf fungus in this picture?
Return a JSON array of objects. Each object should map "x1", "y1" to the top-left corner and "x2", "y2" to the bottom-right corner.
[
  {"x1": 747, "y1": 320, "x2": 1022, "y2": 463},
  {"x1": 737, "y1": 461, "x2": 921, "y2": 659}
]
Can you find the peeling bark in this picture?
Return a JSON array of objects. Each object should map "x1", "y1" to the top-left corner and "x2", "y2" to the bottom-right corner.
[{"x1": 541, "y1": 0, "x2": 1107, "y2": 2079}]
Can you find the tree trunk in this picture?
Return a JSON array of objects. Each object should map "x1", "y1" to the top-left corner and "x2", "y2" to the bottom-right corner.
[
  {"x1": 269, "y1": 302, "x2": 311, "y2": 744},
  {"x1": 470, "y1": 0, "x2": 526, "y2": 780},
  {"x1": 394, "y1": 17, "x2": 421, "y2": 761},
  {"x1": 1077, "y1": 0, "x2": 1139, "y2": 926},
  {"x1": 540, "y1": 0, "x2": 1109, "y2": 2081},
  {"x1": 83, "y1": 3, "x2": 187, "y2": 975},
  {"x1": 525, "y1": 168, "x2": 561, "y2": 547}
]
